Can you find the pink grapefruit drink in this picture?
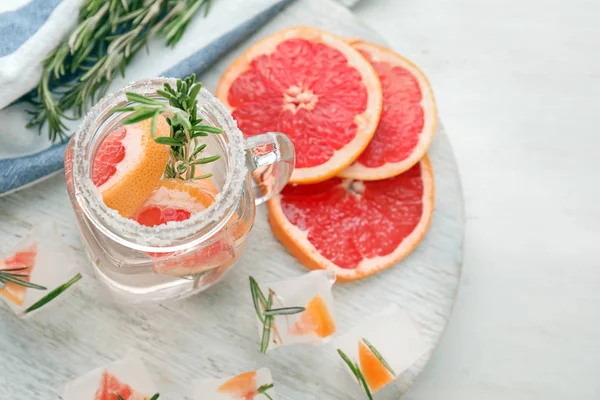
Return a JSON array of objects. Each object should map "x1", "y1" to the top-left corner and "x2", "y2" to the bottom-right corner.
[{"x1": 65, "y1": 78, "x2": 294, "y2": 303}]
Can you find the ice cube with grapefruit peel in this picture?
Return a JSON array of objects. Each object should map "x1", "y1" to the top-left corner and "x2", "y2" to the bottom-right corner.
[
  {"x1": 62, "y1": 353, "x2": 157, "y2": 400},
  {"x1": 334, "y1": 304, "x2": 429, "y2": 395},
  {"x1": 193, "y1": 368, "x2": 276, "y2": 400},
  {"x1": 267, "y1": 158, "x2": 434, "y2": 282},
  {"x1": 94, "y1": 370, "x2": 150, "y2": 400},
  {"x1": 216, "y1": 26, "x2": 383, "y2": 184},
  {"x1": 0, "y1": 220, "x2": 79, "y2": 316},
  {"x1": 92, "y1": 115, "x2": 171, "y2": 218},
  {"x1": 0, "y1": 242, "x2": 37, "y2": 307},
  {"x1": 252, "y1": 270, "x2": 337, "y2": 351}
]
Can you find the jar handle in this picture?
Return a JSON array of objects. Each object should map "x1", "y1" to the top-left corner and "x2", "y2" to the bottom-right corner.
[{"x1": 244, "y1": 132, "x2": 295, "y2": 205}]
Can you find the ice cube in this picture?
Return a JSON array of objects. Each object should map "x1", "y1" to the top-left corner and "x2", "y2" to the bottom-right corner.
[
  {"x1": 193, "y1": 367, "x2": 276, "y2": 400},
  {"x1": 252, "y1": 270, "x2": 337, "y2": 351},
  {"x1": 62, "y1": 352, "x2": 158, "y2": 400},
  {"x1": 334, "y1": 304, "x2": 429, "y2": 394},
  {"x1": 0, "y1": 219, "x2": 80, "y2": 317}
]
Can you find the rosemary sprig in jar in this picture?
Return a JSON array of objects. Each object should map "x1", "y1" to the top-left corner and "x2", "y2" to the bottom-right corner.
[
  {"x1": 113, "y1": 74, "x2": 222, "y2": 181},
  {"x1": 249, "y1": 276, "x2": 305, "y2": 353}
]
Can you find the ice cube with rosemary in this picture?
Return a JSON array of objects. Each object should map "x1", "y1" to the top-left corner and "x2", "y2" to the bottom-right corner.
[
  {"x1": 0, "y1": 219, "x2": 81, "y2": 317},
  {"x1": 62, "y1": 353, "x2": 158, "y2": 400},
  {"x1": 250, "y1": 270, "x2": 337, "y2": 353},
  {"x1": 193, "y1": 368, "x2": 276, "y2": 400},
  {"x1": 334, "y1": 304, "x2": 429, "y2": 398}
]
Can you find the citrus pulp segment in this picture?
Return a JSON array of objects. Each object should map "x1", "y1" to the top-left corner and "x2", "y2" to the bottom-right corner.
[
  {"x1": 92, "y1": 116, "x2": 170, "y2": 218},
  {"x1": 339, "y1": 40, "x2": 437, "y2": 180},
  {"x1": 217, "y1": 371, "x2": 257, "y2": 398},
  {"x1": 216, "y1": 26, "x2": 383, "y2": 184},
  {"x1": 289, "y1": 294, "x2": 336, "y2": 337},
  {"x1": 0, "y1": 243, "x2": 37, "y2": 306},
  {"x1": 267, "y1": 157, "x2": 434, "y2": 282}
]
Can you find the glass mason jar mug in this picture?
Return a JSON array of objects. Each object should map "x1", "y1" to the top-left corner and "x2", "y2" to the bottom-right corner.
[{"x1": 65, "y1": 78, "x2": 295, "y2": 304}]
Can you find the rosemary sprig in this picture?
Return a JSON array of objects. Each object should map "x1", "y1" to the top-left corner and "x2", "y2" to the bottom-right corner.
[
  {"x1": 362, "y1": 338, "x2": 396, "y2": 376},
  {"x1": 24, "y1": 273, "x2": 82, "y2": 314},
  {"x1": 27, "y1": 0, "x2": 214, "y2": 142},
  {"x1": 248, "y1": 276, "x2": 305, "y2": 353},
  {"x1": 115, "y1": 74, "x2": 222, "y2": 181},
  {"x1": 257, "y1": 383, "x2": 274, "y2": 400},
  {"x1": 337, "y1": 349, "x2": 373, "y2": 400}
]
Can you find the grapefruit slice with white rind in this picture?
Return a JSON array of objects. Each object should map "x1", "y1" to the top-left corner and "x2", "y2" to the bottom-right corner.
[
  {"x1": 267, "y1": 157, "x2": 434, "y2": 282},
  {"x1": 216, "y1": 26, "x2": 382, "y2": 184},
  {"x1": 339, "y1": 40, "x2": 437, "y2": 180},
  {"x1": 92, "y1": 116, "x2": 170, "y2": 217}
]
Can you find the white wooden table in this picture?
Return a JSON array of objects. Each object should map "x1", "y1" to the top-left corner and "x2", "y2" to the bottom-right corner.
[
  {"x1": 354, "y1": 0, "x2": 600, "y2": 399},
  {"x1": 0, "y1": 1, "x2": 465, "y2": 399}
]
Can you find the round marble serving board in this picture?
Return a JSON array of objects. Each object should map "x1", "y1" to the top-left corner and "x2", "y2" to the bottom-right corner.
[{"x1": 0, "y1": 1, "x2": 464, "y2": 399}]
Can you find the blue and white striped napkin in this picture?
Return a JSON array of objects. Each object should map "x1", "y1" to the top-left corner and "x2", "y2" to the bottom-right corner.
[{"x1": 0, "y1": 0, "x2": 296, "y2": 197}]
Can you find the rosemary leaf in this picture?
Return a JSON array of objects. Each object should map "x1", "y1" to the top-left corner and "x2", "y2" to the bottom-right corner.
[
  {"x1": 249, "y1": 277, "x2": 266, "y2": 323},
  {"x1": 153, "y1": 136, "x2": 184, "y2": 146},
  {"x1": 362, "y1": 338, "x2": 396, "y2": 376},
  {"x1": 263, "y1": 307, "x2": 305, "y2": 316},
  {"x1": 260, "y1": 315, "x2": 273, "y2": 354},
  {"x1": 24, "y1": 273, "x2": 82, "y2": 314},
  {"x1": 0, "y1": 273, "x2": 47, "y2": 290},
  {"x1": 192, "y1": 155, "x2": 221, "y2": 165},
  {"x1": 257, "y1": 383, "x2": 274, "y2": 400},
  {"x1": 337, "y1": 349, "x2": 373, "y2": 400}
]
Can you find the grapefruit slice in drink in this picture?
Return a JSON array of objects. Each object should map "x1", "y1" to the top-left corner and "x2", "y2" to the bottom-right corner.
[
  {"x1": 94, "y1": 370, "x2": 149, "y2": 400},
  {"x1": 339, "y1": 41, "x2": 437, "y2": 180},
  {"x1": 289, "y1": 294, "x2": 336, "y2": 338},
  {"x1": 216, "y1": 26, "x2": 383, "y2": 184},
  {"x1": 217, "y1": 371, "x2": 257, "y2": 399},
  {"x1": 0, "y1": 243, "x2": 37, "y2": 306},
  {"x1": 132, "y1": 179, "x2": 250, "y2": 276},
  {"x1": 358, "y1": 340, "x2": 394, "y2": 393},
  {"x1": 267, "y1": 158, "x2": 434, "y2": 282},
  {"x1": 92, "y1": 116, "x2": 170, "y2": 217}
]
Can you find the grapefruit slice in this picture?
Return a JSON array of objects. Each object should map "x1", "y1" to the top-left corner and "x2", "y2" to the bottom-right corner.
[
  {"x1": 132, "y1": 179, "x2": 216, "y2": 227},
  {"x1": 92, "y1": 116, "x2": 170, "y2": 218},
  {"x1": 94, "y1": 370, "x2": 148, "y2": 400},
  {"x1": 358, "y1": 340, "x2": 394, "y2": 393},
  {"x1": 339, "y1": 40, "x2": 437, "y2": 180},
  {"x1": 216, "y1": 26, "x2": 383, "y2": 184},
  {"x1": 267, "y1": 157, "x2": 434, "y2": 282},
  {"x1": 133, "y1": 179, "x2": 250, "y2": 276},
  {"x1": 0, "y1": 243, "x2": 37, "y2": 306},
  {"x1": 217, "y1": 371, "x2": 257, "y2": 399},
  {"x1": 289, "y1": 294, "x2": 336, "y2": 337}
]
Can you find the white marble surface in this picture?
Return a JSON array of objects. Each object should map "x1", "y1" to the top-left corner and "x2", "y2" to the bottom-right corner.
[{"x1": 353, "y1": 0, "x2": 600, "y2": 399}]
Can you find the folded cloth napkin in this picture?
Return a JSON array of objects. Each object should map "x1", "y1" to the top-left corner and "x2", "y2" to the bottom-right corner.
[{"x1": 0, "y1": 0, "x2": 297, "y2": 197}]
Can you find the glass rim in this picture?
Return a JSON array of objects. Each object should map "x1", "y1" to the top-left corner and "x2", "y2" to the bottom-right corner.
[{"x1": 70, "y1": 77, "x2": 248, "y2": 250}]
